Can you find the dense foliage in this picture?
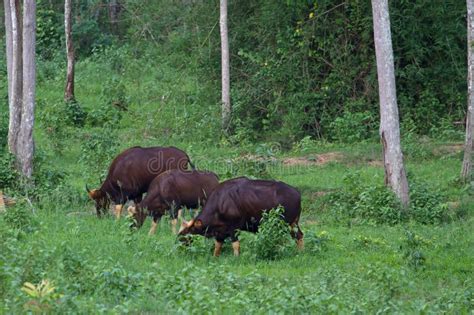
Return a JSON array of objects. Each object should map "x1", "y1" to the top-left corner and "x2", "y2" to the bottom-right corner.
[{"x1": 3, "y1": 0, "x2": 465, "y2": 143}]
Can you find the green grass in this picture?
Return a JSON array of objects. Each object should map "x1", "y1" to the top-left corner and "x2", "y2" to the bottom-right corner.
[
  {"x1": 1, "y1": 145, "x2": 473, "y2": 312},
  {"x1": 1, "y1": 205, "x2": 472, "y2": 313}
]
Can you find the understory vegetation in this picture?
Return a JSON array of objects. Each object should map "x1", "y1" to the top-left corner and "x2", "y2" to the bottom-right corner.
[{"x1": 0, "y1": 0, "x2": 473, "y2": 313}]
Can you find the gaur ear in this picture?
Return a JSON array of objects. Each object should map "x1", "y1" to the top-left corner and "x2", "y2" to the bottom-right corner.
[{"x1": 194, "y1": 220, "x2": 203, "y2": 229}]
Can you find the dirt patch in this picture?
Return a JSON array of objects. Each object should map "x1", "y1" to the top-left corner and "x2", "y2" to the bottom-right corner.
[
  {"x1": 312, "y1": 191, "x2": 330, "y2": 198},
  {"x1": 367, "y1": 160, "x2": 384, "y2": 167},
  {"x1": 282, "y1": 152, "x2": 343, "y2": 166},
  {"x1": 237, "y1": 154, "x2": 277, "y2": 163},
  {"x1": 433, "y1": 143, "x2": 464, "y2": 155}
]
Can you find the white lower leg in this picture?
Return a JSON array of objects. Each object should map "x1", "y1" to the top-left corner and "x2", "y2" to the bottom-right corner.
[
  {"x1": 171, "y1": 219, "x2": 178, "y2": 234},
  {"x1": 214, "y1": 240, "x2": 223, "y2": 257},
  {"x1": 232, "y1": 240, "x2": 240, "y2": 256},
  {"x1": 148, "y1": 220, "x2": 158, "y2": 235},
  {"x1": 115, "y1": 204, "x2": 123, "y2": 219}
]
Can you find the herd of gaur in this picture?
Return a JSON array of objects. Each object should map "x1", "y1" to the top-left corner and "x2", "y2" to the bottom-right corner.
[{"x1": 86, "y1": 146, "x2": 304, "y2": 256}]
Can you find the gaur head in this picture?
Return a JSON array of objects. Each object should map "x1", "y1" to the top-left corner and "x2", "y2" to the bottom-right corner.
[
  {"x1": 178, "y1": 219, "x2": 204, "y2": 242},
  {"x1": 86, "y1": 185, "x2": 110, "y2": 216},
  {"x1": 127, "y1": 205, "x2": 147, "y2": 228}
]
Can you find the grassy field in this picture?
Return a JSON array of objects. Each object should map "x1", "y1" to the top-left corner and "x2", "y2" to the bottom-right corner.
[
  {"x1": 1, "y1": 53, "x2": 473, "y2": 313},
  {"x1": 1, "y1": 142, "x2": 473, "y2": 313}
]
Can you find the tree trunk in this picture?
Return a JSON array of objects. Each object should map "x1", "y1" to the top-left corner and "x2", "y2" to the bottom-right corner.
[
  {"x1": 17, "y1": 0, "x2": 36, "y2": 179},
  {"x1": 371, "y1": 0, "x2": 410, "y2": 207},
  {"x1": 64, "y1": 0, "x2": 75, "y2": 102},
  {"x1": 108, "y1": 0, "x2": 120, "y2": 32},
  {"x1": 220, "y1": 0, "x2": 231, "y2": 132},
  {"x1": 462, "y1": 0, "x2": 474, "y2": 182},
  {"x1": 8, "y1": 0, "x2": 23, "y2": 155},
  {"x1": 4, "y1": 0, "x2": 13, "y2": 108}
]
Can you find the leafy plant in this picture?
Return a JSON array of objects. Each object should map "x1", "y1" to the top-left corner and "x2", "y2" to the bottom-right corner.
[
  {"x1": 305, "y1": 230, "x2": 330, "y2": 254},
  {"x1": 22, "y1": 279, "x2": 63, "y2": 313},
  {"x1": 80, "y1": 129, "x2": 119, "y2": 172},
  {"x1": 329, "y1": 111, "x2": 377, "y2": 143},
  {"x1": 400, "y1": 230, "x2": 430, "y2": 270},
  {"x1": 3, "y1": 203, "x2": 37, "y2": 233},
  {"x1": 409, "y1": 180, "x2": 448, "y2": 224},
  {"x1": 65, "y1": 100, "x2": 87, "y2": 127},
  {"x1": 0, "y1": 152, "x2": 20, "y2": 191},
  {"x1": 252, "y1": 206, "x2": 294, "y2": 260}
]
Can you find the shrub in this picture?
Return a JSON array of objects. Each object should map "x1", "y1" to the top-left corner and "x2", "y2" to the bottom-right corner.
[
  {"x1": 252, "y1": 206, "x2": 295, "y2": 260},
  {"x1": 409, "y1": 181, "x2": 448, "y2": 224},
  {"x1": 400, "y1": 230, "x2": 431, "y2": 270},
  {"x1": 80, "y1": 129, "x2": 119, "y2": 173},
  {"x1": 3, "y1": 203, "x2": 37, "y2": 233},
  {"x1": 0, "y1": 152, "x2": 20, "y2": 191},
  {"x1": 328, "y1": 172, "x2": 453, "y2": 225},
  {"x1": 327, "y1": 171, "x2": 404, "y2": 225},
  {"x1": 305, "y1": 230, "x2": 330, "y2": 254},
  {"x1": 354, "y1": 186, "x2": 403, "y2": 225},
  {"x1": 100, "y1": 76, "x2": 129, "y2": 112},
  {"x1": 86, "y1": 103, "x2": 123, "y2": 128},
  {"x1": 65, "y1": 100, "x2": 87, "y2": 127},
  {"x1": 329, "y1": 111, "x2": 377, "y2": 143}
]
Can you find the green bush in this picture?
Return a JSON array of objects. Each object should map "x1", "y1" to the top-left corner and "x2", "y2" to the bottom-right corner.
[
  {"x1": 65, "y1": 100, "x2": 87, "y2": 127},
  {"x1": 305, "y1": 230, "x2": 331, "y2": 254},
  {"x1": 400, "y1": 230, "x2": 430, "y2": 270},
  {"x1": 354, "y1": 186, "x2": 404, "y2": 225},
  {"x1": 100, "y1": 76, "x2": 129, "y2": 111},
  {"x1": 3, "y1": 203, "x2": 37, "y2": 233},
  {"x1": 329, "y1": 111, "x2": 377, "y2": 142},
  {"x1": 328, "y1": 172, "x2": 451, "y2": 225},
  {"x1": 80, "y1": 129, "x2": 119, "y2": 173},
  {"x1": 0, "y1": 152, "x2": 20, "y2": 191},
  {"x1": 409, "y1": 181, "x2": 448, "y2": 224},
  {"x1": 251, "y1": 206, "x2": 295, "y2": 260}
]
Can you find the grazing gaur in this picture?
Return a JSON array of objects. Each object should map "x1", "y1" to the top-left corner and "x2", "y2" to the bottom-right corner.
[
  {"x1": 130, "y1": 169, "x2": 219, "y2": 235},
  {"x1": 86, "y1": 146, "x2": 194, "y2": 218},
  {"x1": 178, "y1": 177, "x2": 303, "y2": 256}
]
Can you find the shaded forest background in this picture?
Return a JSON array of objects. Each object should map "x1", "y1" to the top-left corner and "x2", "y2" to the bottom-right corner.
[{"x1": 1, "y1": 0, "x2": 467, "y2": 144}]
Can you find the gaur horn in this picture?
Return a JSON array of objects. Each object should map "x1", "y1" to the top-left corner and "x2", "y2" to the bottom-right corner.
[{"x1": 86, "y1": 184, "x2": 91, "y2": 193}]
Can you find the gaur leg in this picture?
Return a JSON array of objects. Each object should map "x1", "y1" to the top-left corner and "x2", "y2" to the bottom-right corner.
[
  {"x1": 115, "y1": 204, "x2": 123, "y2": 219},
  {"x1": 290, "y1": 222, "x2": 304, "y2": 250},
  {"x1": 214, "y1": 239, "x2": 224, "y2": 257},
  {"x1": 148, "y1": 215, "x2": 161, "y2": 235},
  {"x1": 171, "y1": 208, "x2": 185, "y2": 234},
  {"x1": 230, "y1": 234, "x2": 240, "y2": 256}
]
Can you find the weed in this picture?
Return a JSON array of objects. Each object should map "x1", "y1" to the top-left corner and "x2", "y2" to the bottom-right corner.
[
  {"x1": 400, "y1": 230, "x2": 430, "y2": 270},
  {"x1": 3, "y1": 203, "x2": 37, "y2": 233},
  {"x1": 353, "y1": 235, "x2": 388, "y2": 248},
  {"x1": 250, "y1": 206, "x2": 295, "y2": 260},
  {"x1": 22, "y1": 280, "x2": 63, "y2": 314},
  {"x1": 305, "y1": 230, "x2": 331, "y2": 253}
]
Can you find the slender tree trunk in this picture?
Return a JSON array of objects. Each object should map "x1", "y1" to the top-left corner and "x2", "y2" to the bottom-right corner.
[
  {"x1": 462, "y1": 0, "x2": 474, "y2": 182},
  {"x1": 108, "y1": 0, "x2": 120, "y2": 32},
  {"x1": 17, "y1": 0, "x2": 36, "y2": 179},
  {"x1": 8, "y1": 0, "x2": 23, "y2": 155},
  {"x1": 4, "y1": 0, "x2": 13, "y2": 108},
  {"x1": 220, "y1": 0, "x2": 231, "y2": 132},
  {"x1": 64, "y1": 0, "x2": 75, "y2": 102},
  {"x1": 371, "y1": 0, "x2": 410, "y2": 207}
]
